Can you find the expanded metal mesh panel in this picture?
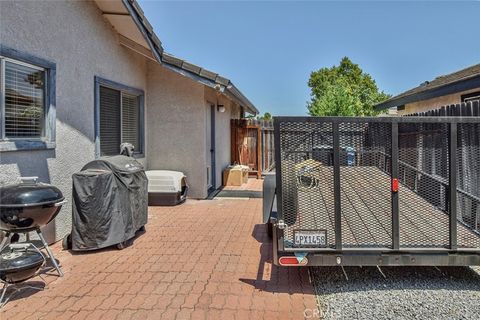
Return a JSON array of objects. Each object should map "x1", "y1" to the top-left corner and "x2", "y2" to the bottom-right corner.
[
  {"x1": 457, "y1": 123, "x2": 480, "y2": 248},
  {"x1": 277, "y1": 118, "x2": 480, "y2": 251},
  {"x1": 339, "y1": 122, "x2": 392, "y2": 248},
  {"x1": 398, "y1": 123, "x2": 450, "y2": 248},
  {"x1": 279, "y1": 121, "x2": 335, "y2": 248}
]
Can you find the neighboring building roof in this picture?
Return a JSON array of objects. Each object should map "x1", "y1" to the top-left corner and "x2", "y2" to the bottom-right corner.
[
  {"x1": 94, "y1": 0, "x2": 258, "y2": 115},
  {"x1": 375, "y1": 63, "x2": 480, "y2": 110}
]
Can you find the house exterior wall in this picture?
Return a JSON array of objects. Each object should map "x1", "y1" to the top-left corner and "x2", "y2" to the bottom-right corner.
[
  {"x1": 399, "y1": 87, "x2": 480, "y2": 115},
  {"x1": 146, "y1": 62, "x2": 208, "y2": 199},
  {"x1": 0, "y1": 0, "x2": 147, "y2": 243},
  {"x1": 204, "y1": 87, "x2": 241, "y2": 189}
]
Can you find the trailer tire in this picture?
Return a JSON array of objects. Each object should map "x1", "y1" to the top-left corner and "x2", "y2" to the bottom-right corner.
[{"x1": 266, "y1": 222, "x2": 273, "y2": 239}]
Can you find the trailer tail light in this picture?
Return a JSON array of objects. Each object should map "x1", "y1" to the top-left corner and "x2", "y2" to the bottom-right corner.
[
  {"x1": 392, "y1": 178, "x2": 399, "y2": 193},
  {"x1": 279, "y1": 256, "x2": 308, "y2": 266}
]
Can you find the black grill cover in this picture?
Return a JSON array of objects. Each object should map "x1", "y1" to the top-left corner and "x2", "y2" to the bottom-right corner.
[{"x1": 71, "y1": 155, "x2": 148, "y2": 251}]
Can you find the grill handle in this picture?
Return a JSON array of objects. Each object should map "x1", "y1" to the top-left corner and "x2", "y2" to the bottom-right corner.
[
  {"x1": 19, "y1": 176, "x2": 39, "y2": 185},
  {"x1": 54, "y1": 200, "x2": 68, "y2": 207}
]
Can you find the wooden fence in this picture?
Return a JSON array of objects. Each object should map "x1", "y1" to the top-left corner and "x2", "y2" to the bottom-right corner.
[
  {"x1": 231, "y1": 100, "x2": 479, "y2": 177},
  {"x1": 406, "y1": 100, "x2": 480, "y2": 230},
  {"x1": 231, "y1": 119, "x2": 275, "y2": 176},
  {"x1": 406, "y1": 100, "x2": 480, "y2": 117},
  {"x1": 231, "y1": 119, "x2": 261, "y2": 178},
  {"x1": 249, "y1": 119, "x2": 275, "y2": 173}
]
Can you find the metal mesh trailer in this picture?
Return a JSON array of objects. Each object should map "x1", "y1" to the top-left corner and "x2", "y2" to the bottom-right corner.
[{"x1": 264, "y1": 116, "x2": 480, "y2": 266}]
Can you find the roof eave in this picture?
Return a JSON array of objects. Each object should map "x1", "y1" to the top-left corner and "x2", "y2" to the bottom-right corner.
[
  {"x1": 376, "y1": 75, "x2": 480, "y2": 110},
  {"x1": 121, "y1": 0, "x2": 258, "y2": 115},
  {"x1": 226, "y1": 84, "x2": 259, "y2": 115},
  {"x1": 162, "y1": 62, "x2": 257, "y2": 115},
  {"x1": 162, "y1": 63, "x2": 224, "y2": 92},
  {"x1": 121, "y1": 0, "x2": 163, "y2": 63}
]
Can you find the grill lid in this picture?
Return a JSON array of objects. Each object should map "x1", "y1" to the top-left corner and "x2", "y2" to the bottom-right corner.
[
  {"x1": 0, "y1": 177, "x2": 64, "y2": 208},
  {"x1": 0, "y1": 246, "x2": 44, "y2": 273}
]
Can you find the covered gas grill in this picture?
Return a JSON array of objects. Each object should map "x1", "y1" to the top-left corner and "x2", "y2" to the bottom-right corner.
[
  {"x1": 0, "y1": 177, "x2": 65, "y2": 277},
  {"x1": 65, "y1": 155, "x2": 148, "y2": 251}
]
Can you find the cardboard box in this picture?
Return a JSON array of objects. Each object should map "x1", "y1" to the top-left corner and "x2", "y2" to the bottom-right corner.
[
  {"x1": 223, "y1": 167, "x2": 244, "y2": 186},
  {"x1": 239, "y1": 165, "x2": 249, "y2": 184}
]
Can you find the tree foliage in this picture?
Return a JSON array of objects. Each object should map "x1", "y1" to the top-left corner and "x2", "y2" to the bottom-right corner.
[
  {"x1": 257, "y1": 112, "x2": 272, "y2": 120},
  {"x1": 307, "y1": 57, "x2": 390, "y2": 116}
]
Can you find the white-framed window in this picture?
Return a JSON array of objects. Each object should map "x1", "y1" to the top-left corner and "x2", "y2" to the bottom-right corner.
[
  {"x1": 461, "y1": 91, "x2": 480, "y2": 103},
  {"x1": 0, "y1": 57, "x2": 46, "y2": 140},
  {"x1": 0, "y1": 46, "x2": 56, "y2": 152},
  {"x1": 95, "y1": 77, "x2": 144, "y2": 158}
]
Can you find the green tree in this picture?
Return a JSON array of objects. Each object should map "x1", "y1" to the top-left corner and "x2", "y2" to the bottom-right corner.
[
  {"x1": 257, "y1": 112, "x2": 272, "y2": 120},
  {"x1": 307, "y1": 57, "x2": 390, "y2": 116}
]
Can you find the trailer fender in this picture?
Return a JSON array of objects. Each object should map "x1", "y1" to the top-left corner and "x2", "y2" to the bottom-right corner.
[{"x1": 263, "y1": 173, "x2": 276, "y2": 224}]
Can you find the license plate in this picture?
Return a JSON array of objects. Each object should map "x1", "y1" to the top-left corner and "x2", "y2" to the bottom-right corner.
[{"x1": 294, "y1": 230, "x2": 327, "y2": 247}]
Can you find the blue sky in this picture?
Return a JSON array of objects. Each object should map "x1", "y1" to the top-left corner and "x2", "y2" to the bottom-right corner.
[{"x1": 138, "y1": 1, "x2": 480, "y2": 115}]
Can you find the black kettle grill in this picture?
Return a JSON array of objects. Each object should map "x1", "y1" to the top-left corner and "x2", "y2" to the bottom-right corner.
[
  {"x1": 0, "y1": 177, "x2": 65, "y2": 277},
  {"x1": 0, "y1": 243, "x2": 45, "y2": 307}
]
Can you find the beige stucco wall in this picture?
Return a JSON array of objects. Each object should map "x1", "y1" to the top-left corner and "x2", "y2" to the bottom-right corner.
[
  {"x1": 399, "y1": 88, "x2": 480, "y2": 115},
  {"x1": 0, "y1": 1, "x2": 147, "y2": 243},
  {"x1": 146, "y1": 62, "x2": 208, "y2": 198},
  {"x1": 0, "y1": 0, "x2": 247, "y2": 243},
  {"x1": 146, "y1": 67, "x2": 242, "y2": 197},
  {"x1": 204, "y1": 87, "x2": 241, "y2": 189}
]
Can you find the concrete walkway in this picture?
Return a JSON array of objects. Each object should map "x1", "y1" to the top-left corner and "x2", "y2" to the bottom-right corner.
[{"x1": 1, "y1": 199, "x2": 317, "y2": 319}]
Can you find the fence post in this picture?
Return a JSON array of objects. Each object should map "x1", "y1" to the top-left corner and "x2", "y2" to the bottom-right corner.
[
  {"x1": 449, "y1": 122, "x2": 458, "y2": 250},
  {"x1": 333, "y1": 121, "x2": 342, "y2": 250},
  {"x1": 391, "y1": 123, "x2": 400, "y2": 250}
]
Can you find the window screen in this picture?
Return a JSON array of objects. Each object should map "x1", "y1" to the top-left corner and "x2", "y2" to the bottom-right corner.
[
  {"x1": 4, "y1": 61, "x2": 45, "y2": 138},
  {"x1": 121, "y1": 93, "x2": 140, "y2": 149},
  {"x1": 99, "y1": 85, "x2": 141, "y2": 156}
]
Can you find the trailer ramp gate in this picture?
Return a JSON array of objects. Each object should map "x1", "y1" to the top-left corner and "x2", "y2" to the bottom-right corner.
[{"x1": 273, "y1": 117, "x2": 480, "y2": 266}]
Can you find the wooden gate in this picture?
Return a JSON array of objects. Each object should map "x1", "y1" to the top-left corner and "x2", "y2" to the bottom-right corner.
[
  {"x1": 258, "y1": 120, "x2": 275, "y2": 173},
  {"x1": 231, "y1": 119, "x2": 261, "y2": 178}
]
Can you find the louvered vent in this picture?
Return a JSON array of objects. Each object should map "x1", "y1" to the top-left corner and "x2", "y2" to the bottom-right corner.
[{"x1": 99, "y1": 86, "x2": 121, "y2": 156}]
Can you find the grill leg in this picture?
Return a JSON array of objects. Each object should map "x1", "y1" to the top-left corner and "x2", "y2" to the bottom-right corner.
[
  {"x1": 0, "y1": 280, "x2": 45, "y2": 309},
  {"x1": 0, "y1": 232, "x2": 10, "y2": 252},
  {"x1": 36, "y1": 229, "x2": 63, "y2": 277},
  {"x1": 0, "y1": 282, "x2": 8, "y2": 308}
]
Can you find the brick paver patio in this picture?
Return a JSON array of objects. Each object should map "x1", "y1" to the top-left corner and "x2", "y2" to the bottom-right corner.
[
  {"x1": 1, "y1": 198, "x2": 318, "y2": 319},
  {"x1": 222, "y1": 178, "x2": 264, "y2": 192}
]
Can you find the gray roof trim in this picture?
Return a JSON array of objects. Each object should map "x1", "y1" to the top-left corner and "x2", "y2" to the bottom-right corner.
[
  {"x1": 162, "y1": 63, "x2": 226, "y2": 92},
  {"x1": 226, "y1": 84, "x2": 258, "y2": 115},
  {"x1": 161, "y1": 60, "x2": 259, "y2": 115},
  {"x1": 375, "y1": 75, "x2": 480, "y2": 110},
  {"x1": 161, "y1": 53, "x2": 259, "y2": 114},
  {"x1": 121, "y1": 0, "x2": 163, "y2": 62},
  {"x1": 123, "y1": 0, "x2": 258, "y2": 115}
]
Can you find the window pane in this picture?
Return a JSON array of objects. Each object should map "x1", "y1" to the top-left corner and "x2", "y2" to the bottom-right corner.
[
  {"x1": 4, "y1": 61, "x2": 45, "y2": 138},
  {"x1": 99, "y1": 86, "x2": 121, "y2": 156},
  {"x1": 121, "y1": 93, "x2": 140, "y2": 151}
]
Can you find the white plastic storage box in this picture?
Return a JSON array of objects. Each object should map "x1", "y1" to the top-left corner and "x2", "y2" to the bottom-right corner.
[{"x1": 145, "y1": 170, "x2": 188, "y2": 206}]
